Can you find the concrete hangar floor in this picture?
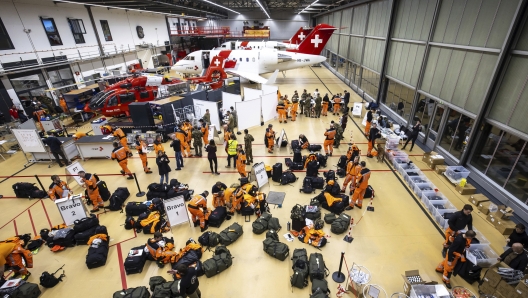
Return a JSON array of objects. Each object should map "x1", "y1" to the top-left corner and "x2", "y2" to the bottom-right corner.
[{"x1": 0, "y1": 66, "x2": 506, "y2": 297}]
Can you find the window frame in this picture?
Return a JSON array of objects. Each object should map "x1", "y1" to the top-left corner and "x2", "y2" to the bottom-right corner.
[
  {"x1": 68, "y1": 18, "x2": 86, "y2": 44},
  {"x1": 100, "y1": 20, "x2": 113, "y2": 42},
  {"x1": 0, "y1": 17, "x2": 14, "y2": 50},
  {"x1": 40, "y1": 17, "x2": 63, "y2": 46}
]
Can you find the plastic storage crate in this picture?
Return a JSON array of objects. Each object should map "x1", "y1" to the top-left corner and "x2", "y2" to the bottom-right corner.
[
  {"x1": 467, "y1": 244, "x2": 499, "y2": 267},
  {"x1": 387, "y1": 135, "x2": 400, "y2": 150},
  {"x1": 421, "y1": 191, "x2": 448, "y2": 209},
  {"x1": 398, "y1": 161, "x2": 418, "y2": 175},
  {"x1": 413, "y1": 182, "x2": 436, "y2": 198},
  {"x1": 386, "y1": 149, "x2": 407, "y2": 162},
  {"x1": 430, "y1": 202, "x2": 457, "y2": 228},
  {"x1": 445, "y1": 166, "x2": 470, "y2": 182},
  {"x1": 404, "y1": 170, "x2": 425, "y2": 185},
  {"x1": 410, "y1": 285, "x2": 450, "y2": 298}
]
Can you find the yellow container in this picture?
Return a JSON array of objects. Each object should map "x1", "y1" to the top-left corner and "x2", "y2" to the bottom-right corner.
[{"x1": 459, "y1": 178, "x2": 467, "y2": 187}]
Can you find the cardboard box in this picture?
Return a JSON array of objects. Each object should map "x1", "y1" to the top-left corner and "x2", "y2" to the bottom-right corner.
[
  {"x1": 492, "y1": 208, "x2": 514, "y2": 220},
  {"x1": 478, "y1": 201, "x2": 492, "y2": 215},
  {"x1": 435, "y1": 165, "x2": 447, "y2": 174},
  {"x1": 401, "y1": 270, "x2": 437, "y2": 296},
  {"x1": 456, "y1": 183, "x2": 476, "y2": 195},
  {"x1": 482, "y1": 267, "x2": 502, "y2": 288},
  {"x1": 515, "y1": 280, "x2": 528, "y2": 298},
  {"x1": 480, "y1": 280, "x2": 498, "y2": 295},
  {"x1": 496, "y1": 219, "x2": 516, "y2": 235},
  {"x1": 428, "y1": 154, "x2": 444, "y2": 165},
  {"x1": 422, "y1": 151, "x2": 438, "y2": 162},
  {"x1": 496, "y1": 280, "x2": 516, "y2": 298},
  {"x1": 487, "y1": 214, "x2": 498, "y2": 226},
  {"x1": 469, "y1": 194, "x2": 490, "y2": 206}
]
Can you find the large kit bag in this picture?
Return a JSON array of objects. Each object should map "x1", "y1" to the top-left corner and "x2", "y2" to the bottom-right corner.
[
  {"x1": 323, "y1": 170, "x2": 336, "y2": 182},
  {"x1": 265, "y1": 229, "x2": 279, "y2": 241},
  {"x1": 86, "y1": 239, "x2": 109, "y2": 269},
  {"x1": 272, "y1": 163, "x2": 282, "y2": 183},
  {"x1": 324, "y1": 213, "x2": 337, "y2": 224},
  {"x1": 252, "y1": 212, "x2": 271, "y2": 234},
  {"x1": 149, "y1": 276, "x2": 166, "y2": 291},
  {"x1": 337, "y1": 155, "x2": 347, "y2": 169},
  {"x1": 203, "y1": 246, "x2": 233, "y2": 278},
  {"x1": 293, "y1": 149, "x2": 302, "y2": 163},
  {"x1": 280, "y1": 171, "x2": 297, "y2": 185},
  {"x1": 304, "y1": 205, "x2": 321, "y2": 220},
  {"x1": 151, "y1": 280, "x2": 181, "y2": 298},
  {"x1": 290, "y1": 248, "x2": 309, "y2": 289},
  {"x1": 309, "y1": 253, "x2": 329, "y2": 281},
  {"x1": 306, "y1": 160, "x2": 319, "y2": 177},
  {"x1": 74, "y1": 225, "x2": 99, "y2": 245},
  {"x1": 308, "y1": 144, "x2": 322, "y2": 152},
  {"x1": 124, "y1": 245, "x2": 148, "y2": 275},
  {"x1": 291, "y1": 140, "x2": 300, "y2": 150},
  {"x1": 310, "y1": 288, "x2": 330, "y2": 298},
  {"x1": 108, "y1": 187, "x2": 130, "y2": 211},
  {"x1": 316, "y1": 153, "x2": 327, "y2": 168},
  {"x1": 300, "y1": 177, "x2": 315, "y2": 194},
  {"x1": 12, "y1": 182, "x2": 40, "y2": 199},
  {"x1": 331, "y1": 213, "x2": 351, "y2": 234},
  {"x1": 311, "y1": 177, "x2": 325, "y2": 189},
  {"x1": 208, "y1": 206, "x2": 227, "y2": 228},
  {"x1": 0, "y1": 281, "x2": 41, "y2": 298},
  {"x1": 198, "y1": 231, "x2": 220, "y2": 249},
  {"x1": 312, "y1": 279, "x2": 330, "y2": 296},
  {"x1": 73, "y1": 214, "x2": 99, "y2": 233},
  {"x1": 112, "y1": 286, "x2": 150, "y2": 298},
  {"x1": 97, "y1": 180, "x2": 111, "y2": 202},
  {"x1": 219, "y1": 222, "x2": 243, "y2": 246},
  {"x1": 263, "y1": 238, "x2": 289, "y2": 261},
  {"x1": 51, "y1": 229, "x2": 76, "y2": 247},
  {"x1": 125, "y1": 202, "x2": 149, "y2": 216},
  {"x1": 268, "y1": 217, "x2": 281, "y2": 231},
  {"x1": 148, "y1": 183, "x2": 170, "y2": 192}
]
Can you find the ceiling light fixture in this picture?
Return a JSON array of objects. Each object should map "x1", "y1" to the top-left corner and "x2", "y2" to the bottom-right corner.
[
  {"x1": 254, "y1": 0, "x2": 271, "y2": 18},
  {"x1": 200, "y1": 0, "x2": 240, "y2": 14},
  {"x1": 298, "y1": 0, "x2": 319, "y2": 14}
]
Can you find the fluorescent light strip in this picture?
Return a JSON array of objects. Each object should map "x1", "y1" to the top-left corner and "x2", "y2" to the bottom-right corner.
[
  {"x1": 201, "y1": 0, "x2": 241, "y2": 14},
  {"x1": 254, "y1": 0, "x2": 271, "y2": 18},
  {"x1": 53, "y1": 0, "x2": 217, "y2": 19},
  {"x1": 298, "y1": 0, "x2": 319, "y2": 14}
]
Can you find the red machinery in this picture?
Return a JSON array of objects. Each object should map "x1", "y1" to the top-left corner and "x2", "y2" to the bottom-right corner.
[{"x1": 188, "y1": 56, "x2": 227, "y2": 90}]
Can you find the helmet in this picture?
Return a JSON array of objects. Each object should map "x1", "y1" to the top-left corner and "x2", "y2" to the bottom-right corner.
[{"x1": 314, "y1": 219, "x2": 324, "y2": 230}]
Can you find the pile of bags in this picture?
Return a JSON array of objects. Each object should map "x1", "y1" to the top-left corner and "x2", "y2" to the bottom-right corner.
[
  {"x1": 290, "y1": 251, "x2": 331, "y2": 298},
  {"x1": 146, "y1": 179, "x2": 193, "y2": 201}
]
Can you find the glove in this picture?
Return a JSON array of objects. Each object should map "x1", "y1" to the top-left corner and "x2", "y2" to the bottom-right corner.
[{"x1": 447, "y1": 261, "x2": 452, "y2": 266}]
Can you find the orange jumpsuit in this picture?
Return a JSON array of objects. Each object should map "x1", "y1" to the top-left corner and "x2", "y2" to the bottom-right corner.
[
  {"x1": 228, "y1": 188, "x2": 245, "y2": 214},
  {"x1": 284, "y1": 99, "x2": 291, "y2": 118},
  {"x1": 201, "y1": 124, "x2": 209, "y2": 144},
  {"x1": 266, "y1": 128, "x2": 275, "y2": 153},
  {"x1": 73, "y1": 132, "x2": 86, "y2": 141},
  {"x1": 82, "y1": 173, "x2": 103, "y2": 210},
  {"x1": 214, "y1": 187, "x2": 235, "y2": 208},
  {"x1": 342, "y1": 162, "x2": 361, "y2": 192},
  {"x1": 323, "y1": 128, "x2": 336, "y2": 155},
  {"x1": 59, "y1": 98, "x2": 68, "y2": 114},
  {"x1": 291, "y1": 100, "x2": 299, "y2": 121},
  {"x1": 175, "y1": 129, "x2": 191, "y2": 156},
  {"x1": 188, "y1": 194, "x2": 208, "y2": 228},
  {"x1": 324, "y1": 192, "x2": 343, "y2": 207},
  {"x1": 301, "y1": 226, "x2": 326, "y2": 247},
  {"x1": 136, "y1": 140, "x2": 150, "y2": 173},
  {"x1": 322, "y1": 102, "x2": 329, "y2": 116},
  {"x1": 153, "y1": 142, "x2": 164, "y2": 156},
  {"x1": 236, "y1": 151, "x2": 247, "y2": 177},
  {"x1": 113, "y1": 128, "x2": 129, "y2": 151},
  {"x1": 277, "y1": 103, "x2": 287, "y2": 123},
  {"x1": 48, "y1": 180, "x2": 71, "y2": 201},
  {"x1": 443, "y1": 227, "x2": 460, "y2": 249},
  {"x1": 111, "y1": 145, "x2": 133, "y2": 177},
  {"x1": 351, "y1": 168, "x2": 370, "y2": 208},
  {"x1": 436, "y1": 236, "x2": 471, "y2": 285},
  {"x1": 304, "y1": 154, "x2": 317, "y2": 169},
  {"x1": 146, "y1": 238, "x2": 176, "y2": 264},
  {"x1": 182, "y1": 122, "x2": 192, "y2": 144},
  {"x1": 364, "y1": 121, "x2": 371, "y2": 136},
  {"x1": 0, "y1": 242, "x2": 33, "y2": 275},
  {"x1": 333, "y1": 97, "x2": 342, "y2": 115}
]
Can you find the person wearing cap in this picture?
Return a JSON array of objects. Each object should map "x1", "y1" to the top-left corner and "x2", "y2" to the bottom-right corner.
[
  {"x1": 443, "y1": 205, "x2": 473, "y2": 257},
  {"x1": 323, "y1": 123, "x2": 336, "y2": 156},
  {"x1": 168, "y1": 264, "x2": 201, "y2": 298},
  {"x1": 347, "y1": 161, "x2": 370, "y2": 209},
  {"x1": 42, "y1": 136, "x2": 70, "y2": 167},
  {"x1": 187, "y1": 191, "x2": 210, "y2": 232},
  {"x1": 265, "y1": 124, "x2": 275, "y2": 153},
  {"x1": 135, "y1": 135, "x2": 152, "y2": 174},
  {"x1": 291, "y1": 91, "x2": 299, "y2": 121},
  {"x1": 72, "y1": 131, "x2": 87, "y2": 141},
  {"x1": 48, "y1": 175, "x2": 72, "y2": 201},
  {"x1": 111, "y1": 142, "x2": 134, "y2": 180}
]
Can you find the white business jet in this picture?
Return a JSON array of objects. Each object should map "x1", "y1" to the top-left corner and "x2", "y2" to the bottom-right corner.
[{"x1": 218, "y1": 26, "x2": 314, "y2": 50}]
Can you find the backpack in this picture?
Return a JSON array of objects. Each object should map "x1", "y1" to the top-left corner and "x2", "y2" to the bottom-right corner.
[
  {"x1": 149, "y1": 276, "x2": 167, "y2": 291},
  {"x1": 203, "y1": 246, "x2": 233, "y2": 278},
  {"x1": 306, "y1": 160, "x2": 319, "y2": 177},
  {"x1": 331, "y1": 213, "x2": 351, "y2": 234},
  {"x1": 252, "y1": 213, "x2": 271, "y2": 234},
  {"x1": 336, "y1": 168, "x2": 346, "y2": 178},
  {"x1": 323, "y1": 170, "x2": 336, "y2": 182},
  {"x1": 268, "y1": 217, "x2": 281, "y2": 231},
  {"x1": 309, "y1": 253, "x2": 329, "y2": 281},
  {"x1": 280, "y1": 171, "x2": 297, "y2": 185},
  {"x1": 0, "y1": 282, "x2": 41, "y2": 298},
  {"x1": 310, "y1": 288, "x2": 330, "y2": 298},
  {"x1": 262, "y1": 238, "x2": 290, "y2": 261},
  {"x1": 39, "y1": 265, "x2": 65, "y2": 288},
  {"x1": 290, "y1": 204, "x2": 304, "y2": 221},
  {"x1": 312, "y1": 279, "x2": 330, "y2": 295},
  {"x1": 304, "y1": 205, "x2": 321, "y2": 220},
  {"x1": 198, "y1": 231, "x2": 220, "y2": 248},
  {"x1": 112, "y1": 286, "x2": 151, "y2": 298},
  {"x1": 151, "y1": 281, "x2": 180, "y2": 298},
  {"x1": 337, "y1": 155, "x2": 347, "y2": 169},
  {"x1": 124, "y1": 217, "x2": 136, "y2": 230},
  {"x1": 300, "y1": 177, "x2": 314, "y2": 194},
  {"x1": 316, "y1": 154, "x2": 327, "y2": 167},
  {"x1": 290, "y1": 248, "x2": 309, "y2": 289},
  {"x1": 265, "y1": 229, "x2": 279, "y2": 241}
]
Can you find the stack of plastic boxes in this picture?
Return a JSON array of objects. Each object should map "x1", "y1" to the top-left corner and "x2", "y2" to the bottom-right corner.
[
  {"x1": 387, "y1": 135, "x2": 400, "y2": 150},
  {"x1": 445, "y1": 166, "x2": 471, "y2": 183}
]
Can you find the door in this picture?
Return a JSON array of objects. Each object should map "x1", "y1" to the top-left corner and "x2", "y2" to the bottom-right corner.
[{"x1": 424, "y1": 103, "x2": 445, "y2": 148}]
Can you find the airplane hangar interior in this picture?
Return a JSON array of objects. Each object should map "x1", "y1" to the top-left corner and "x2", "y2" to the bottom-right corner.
[{"x1": 0, "y1": 0, "x2": 528, "y2": 297}]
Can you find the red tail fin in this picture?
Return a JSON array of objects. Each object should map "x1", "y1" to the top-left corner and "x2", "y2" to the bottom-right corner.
[
  {"x1": 295, "y1": 24, "x2": 336, "y2": 55},
  {"x1": 189, "y1": 56, "x2": 227, "y2": 89},
  {"x1": 286, "y1": 27, "x2": 313, "y2": 45}
]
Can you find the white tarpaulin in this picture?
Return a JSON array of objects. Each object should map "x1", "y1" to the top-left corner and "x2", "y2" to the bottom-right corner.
[
  {"x1": 261, "y1": 93, "x2": 277, "y2": 123},
  {"x1": 262, "y1": 85, "x2": 278, "y2": 96},
  {"x1": 236, "y1": 98, "x2": 261, "y2": 131},
  {"x1": 243, "y1": 87, "x2": 262, "y2": 101},
  {"x1": 222, "y1": 92, "x2": 242, "y2": 111},
  {"x1": 193, "y1": 99, "x2": 221, "y2": 131}
]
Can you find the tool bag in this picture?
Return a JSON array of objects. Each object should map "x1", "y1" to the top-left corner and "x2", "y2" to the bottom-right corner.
[
  {"x1": 304, "y1": 205, "x2": 321, "y2": 220},
  {"x1": 280, "y1": 171, "x2": 297, "y2": 185},
  {"x1": 263, "y1": 238, "x2": 289, "y2": 261},
  {"x1": 39, "y1": 265, "x2": 65, "y2": 288},
  {"x1": 149, "y1": 276, "x2": 166, "y2": 291},
  {"x1": 308, "y1": 144, "x2": 322, "y2": 152},
  {"x1": 336, "y1": 168, "x2": 346, "y2": 178},
  {"x1": 125, "y1": 202, "x2": 149, "y2": 216},
  {"x1": 219, "y1": 222, "x2": 243, "y2": 246},
  {"x1": 86, "y1": 238, "x2": 109, "y2": 269},
  {"x1": 293, "y1": 149, "x2": 302, "y2": 163},
  {"x1": 151, "y1": 280, "x2": 181, "y2": 298},
  {"x1": 265, "y1": 229, "x2": 279, "y2": 241},
  {"x1": 331, "y1": 213, "x2": 351, "y2": 234},
  {"x1": 291, "y1": 140, "x2": 300, "y2": 150},
  {"x1": 108, "y1": 187, "x2": 130, "y2": 211},
  {"x1": 337, "y1": 155, "x2": 347, "y2": 169},
  {"x1": 300, "y1": 177, "x2": 315, "y2": 194},
  {"x1": 112, "y1": 286, "x2": 150, "y2": 298},
  {"x1": 310, "y1": 288, "x2": 330, "y2": 298},
  {"x1": 198, "y1": 231, "x2": 220, "y2": 249},
  {"x1": 306, "y1": 160, "x2": 319, "y2": 177},
  {"x1": 312, "y1": 279, "x2": 329, "y2": 295},
  {"x1": 124, "y1": 246, "x2": 148, "y2": 275},
  {"x1": 309, "y1": 253, "x2": 329, "y2": 281},
  {"x1": 324, "y1": 213, "x2": 337, "y2": 224},
  {"x1": 208, "y1": 206, "x2": 227, "y2": 228},
  {"x1": 12, "y1": 182, "x2": 40, "y2": 199},
  {"x1": 268, "y1": 217, "x2": 281, "y2": 231},
  {"x1": 2, "y1": 282, "x2": 41, "y2": 298},
  {"x1": 252, "y1": 212, "x2": 271, "y2": 234},
  {"x1": 73, "y1": 214, "x2": 99, "y2": 232},
  {"x1": 203, "y1": 246, "x2": 233, "y2": 278},
  {"x1": 323, "y1": 170, "x2": 336, "y2": 183},
  {"x1": 311, "y1": 177, "x2": 325, "y2": 189},
  {"x1": 74, "y1": 225, "x2": 99, "y2": 245}
]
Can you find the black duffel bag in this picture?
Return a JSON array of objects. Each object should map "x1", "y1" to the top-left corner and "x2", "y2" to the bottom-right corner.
[{"x1": 73, "y1": 215, "x2": 99, "y2": 233}]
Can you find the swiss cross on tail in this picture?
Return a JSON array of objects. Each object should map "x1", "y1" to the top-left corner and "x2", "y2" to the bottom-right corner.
[
  {"x1": 293, "y1": 24, "x2": 337, "y2": 55},
  {"x1": 287, "y1": 27, "x2": 313, "y2": 45}
]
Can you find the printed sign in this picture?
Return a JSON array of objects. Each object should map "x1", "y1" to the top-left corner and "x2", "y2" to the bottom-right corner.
[
  {"x1": 65, "y1": 161, "x2": 86, "y2": 186},
  {"x1": 164, "y1": 196, "x2": 190, "y2": 227},
  {"x1": 55, "y1": 194, "x2": 87, "y2": 226},
  {"x1": 252, "y1": 162, "x2": 268, "y2": 189},
  {"x1": 352, "y1": 103, "x2": 362, "y2": 117}
]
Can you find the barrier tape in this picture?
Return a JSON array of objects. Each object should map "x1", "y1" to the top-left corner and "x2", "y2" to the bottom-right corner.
[{"x1": 62, "y1": 120, "x2": 181, "y2": 130}]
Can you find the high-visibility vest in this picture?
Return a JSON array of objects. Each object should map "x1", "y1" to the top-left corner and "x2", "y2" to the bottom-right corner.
[{"x1": 227, "y1": 140, "x2": 238, "y2": 155}]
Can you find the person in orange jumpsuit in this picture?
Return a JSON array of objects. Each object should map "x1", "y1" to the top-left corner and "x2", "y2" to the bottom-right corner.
[
  {"x1": 236, "y1": 145, "x2": 247, "y2": 178},
  {"x1": 333, "y1": 95, "x2": 342, "y2": 115},
  {"x1": 223, "y1": 125, "x2": 231, "y2": 145},
  {"x1": 364, "y1": 109, "x2": 373, "y2": 136},
  {"x1": 266, "y1": 124, "x2": 275, "y2": 153},
  {"x1": 72, "y1": 131, "x2": 87, "y2": 141},
  {"x1": 59, "y1": 96, "x2": 69, "y2": 114},
  {"x1": 227, "y1": 188, "x2": 245, "y2": 215},
  {"x1": 111, "y1": 142, "x2": 134, "y2": 180},
  {"x1": 436, "y1": 231, "x2": 475, "y2": 289},
  {"x1": 200, "y1": 119, "x2": 209, "y2": 144},
  {"x1": 283, "y1": 95, "x2": 291, "y2": 118},
  {"x1": 341, "y1": 157, "x2": 361, "y2": 195},
  {"x1": 304, "y1": 153, "x2": 317, "y2": 169},
  {"x1": 322, "y1": 98, "x2": 329, "y2": 116},
  {"x1": 78, "y1": 171, "x2": 104, "y2": 212},
  {"x1": 347, "y1": 144, "x2": 361, "y2": 162},
  {"x1": 291, "y1": 91, "x2": 299, "y2": 121},
  {"x1": 48, "y1": 175, "x2": 72, "y2": 201},
  {"x1": 276, "y1": 99, "x2": 287, "y2": 123},
  {"x1": 112, "y1": 125, "x2": 130, "y2": 152},
  {"x1": 299, "y1": 134, "x2": 310, "y2": 149},
  {"x1": 175, "y1": 126, "x2": 191, "y2": 157},
  {"x1": 211, "y1": 181, "x2": 227, "y2": 208},
  {"x1": 153, "y1": 135, "x2": 165, "y2": 156},
  {"x1": 135, "y1": 135, "x2": 152, "y2": 174},
  {"x1": 182, "y1": 120, "x2": 193, "y2": 146},
  {"x1": 145, "y1": 232, "x2": 175, "y2": 266},
  {"x1": 0, "y1": 241, "x2": 33, "y2": 279},
  {"x1": 323, "y1": 124, "x2": 336, "y2": 156},
  {"x1": 187, "y1": 191, "x2": 210, "y2": 232},
  {"x1": 367, "y1": 123, "x2": 380, "y2": 157},
  {"x1": 347, "y1": 161, "x2": 370, "y2": 209}
]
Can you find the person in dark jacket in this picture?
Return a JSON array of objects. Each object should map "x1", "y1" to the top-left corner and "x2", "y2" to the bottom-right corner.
[
  {"x1": 507, "y1": 224, "x2": 528, "y2": 247},
  {"x1": 443, "y1": 205, "x2": 473, "y2": 256},
  {"x1": 498, "y1": 243, "x2": 528, "y2": 271},
  {"x1": 169, "y1": 264, "x2": 201, "y2": 298},
  {"x1": 170, "y1": 135, "x2": 183, "y2": 170},
  {"x1": 365, "y1": 109, "x2": 373, "y2": 136},
  {"x1": 343, "y1": 90, "x2": 350, "y2": 110},
  {"x1": 206, "y1": 139, "x2": 219, "y2": 175},
  {"x1": 42, "y1": 136, "x2": 70, "y2": 167},
  {"x1": 402, "y1": 120, "x2": 422, "y2": 151},
  {"x1": 436, "y1": 230, "x2": 476, "y2": 289},
  {"x1": 367, "y1": 123, "x2": 379, "y2": 158},
  {"x1": 156, "y1": 150, "x2": 171, "y2": 184}
]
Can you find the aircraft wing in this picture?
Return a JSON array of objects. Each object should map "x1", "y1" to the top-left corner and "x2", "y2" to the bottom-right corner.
[{"x1": 225, "y1": 70, "x2": 268, "y2": 84}]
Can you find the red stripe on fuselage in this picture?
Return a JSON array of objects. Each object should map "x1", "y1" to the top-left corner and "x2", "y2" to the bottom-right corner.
[
  {"x1": 218, "y1": 50, "x2": 231, "y2": 59},
  {"x1": 240, "y1": 41, "x2": 249, "y2": 47}
]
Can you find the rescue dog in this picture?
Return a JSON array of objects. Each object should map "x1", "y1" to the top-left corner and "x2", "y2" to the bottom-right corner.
[{"x1": 376, "y1": 144, "x2": 385, "y2": 163}]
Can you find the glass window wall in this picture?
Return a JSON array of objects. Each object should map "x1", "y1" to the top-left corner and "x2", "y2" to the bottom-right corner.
[
  {"x1": 414, "y1": 94, "x2": 435, "y2": 131},
  {"x1": 384, "y1": 80, "x2": 414, "y2": 120},
  {"x1": 439, "y1": 109, "x2": 473, "y2": 160},
  {"x1": 337, "y1": 56, "x2": 347, "y2": 78},
  {"x1": 361, "y1": 68, "x2": 379, "y2": 99}
]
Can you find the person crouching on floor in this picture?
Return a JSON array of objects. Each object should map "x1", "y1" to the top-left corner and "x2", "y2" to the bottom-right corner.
[
  {"x1": 187, "y1": 191, "x2": 210, "y2": 232},
  {"x1": 145, "y1": 232, "x2": 175, "y2": 268}
]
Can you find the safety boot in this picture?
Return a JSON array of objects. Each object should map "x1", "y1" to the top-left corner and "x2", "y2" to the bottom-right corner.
[{"x1": 200, "y1": 225, "x2": 209, "y2": 232}]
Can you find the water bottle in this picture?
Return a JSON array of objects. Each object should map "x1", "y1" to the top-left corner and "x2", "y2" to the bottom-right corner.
[{"x1": 287, "y1": 221, "x2": 291, "y2": 231}]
